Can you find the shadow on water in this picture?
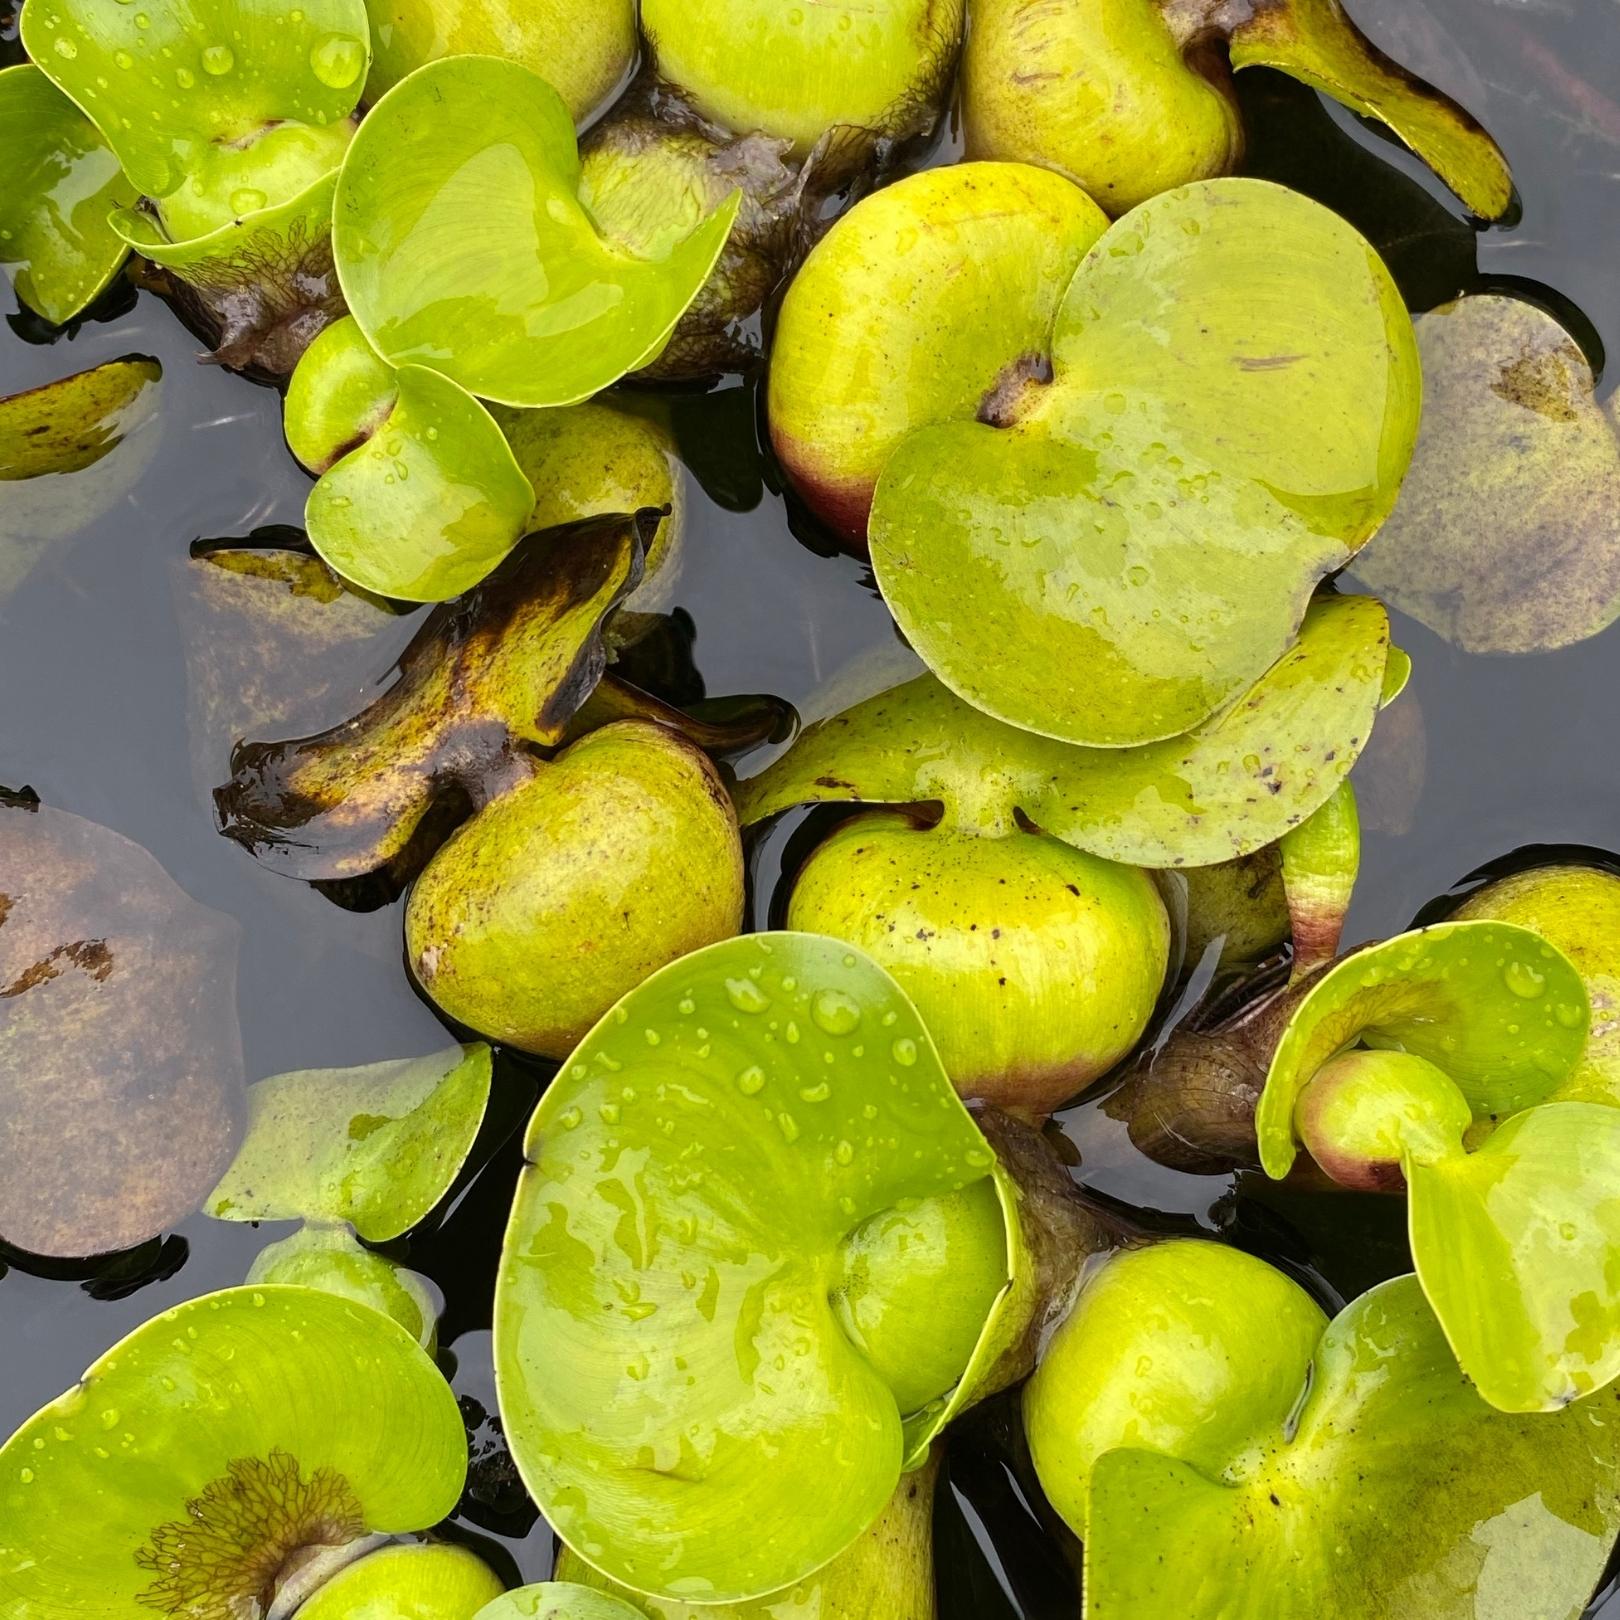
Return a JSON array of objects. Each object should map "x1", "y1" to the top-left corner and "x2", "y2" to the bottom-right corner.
[{"x1": 2, "y1": 0, "x2": 1619, "y2": 1610}]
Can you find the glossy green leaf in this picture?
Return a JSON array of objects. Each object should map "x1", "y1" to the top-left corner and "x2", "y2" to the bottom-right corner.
[
  {"x1": 1453, "y1": 865, "x2": 1620, "y2": 1107},
  {"x1": 869, "y1": 178, "x2": 1419, "y2": 746},
  {"x1": 1065, "y1": 1254, "x2": 1620, "y2": 1620},
  {"x1": 476, "y1": 1585, "x2": 646, "y2": 1620},
  {"x1": 0, "y1": 799, "x2": 245, "y2": 1259},
  {"x1": 494, "y1": 933, "x2": 1013, "y2": 1603},
  {"x1": 1229, "y1": 0, "x2": 1515, "y2": 221},
  {"x1": 21, "y1": 0, "x2": 368, "y2": 208},
  {"x1": 1410, "y1": 1102, "x2": 1620, "y2": 1412},
  {"x1": 737, "y1": 593, "x2": 1390, "y2": 868},
  {"x1": 0, "y1": 1286, "x2": 467, "y2": 1617},
  {"x1": 298, "y1": 1542, "x2": 505, "y2": 1619},
  {"x1": 208, "y1": 1043, "x2": 491, "y2": 1239},
  {"x1": 334, "y1": 56, "x2": 739, "y2": 408},
  {"x1": 216, "y1": 513, "x2": 645, "y2": 878},
  {"x1": 247, "y1": 1224, "x2": 439, "y2": 1348},
  {"x1": 289, "y1": 318, "x2": 536, "y2": 601},
  {"x1": 1353, "y1": 296, "x2": 1620, "y2": 654},
  {"x1": 0, "y1": 65, "x2": 132, "y2": 324},
  {"x1": 1257, "y1": 920, "x2": 1590, "y2": 1177}
]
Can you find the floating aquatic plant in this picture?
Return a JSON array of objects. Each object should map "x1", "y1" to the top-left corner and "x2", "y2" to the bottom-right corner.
[
  {"x1": 772, "y1": 172, "x2": 1419, "y2": 746},
  {"x1": 1024, "y1": 1241, "x2": 1620, "y2": 1619},
  {"x1": 962, "y1": 0, "x2": 1514, "y2": 218}
]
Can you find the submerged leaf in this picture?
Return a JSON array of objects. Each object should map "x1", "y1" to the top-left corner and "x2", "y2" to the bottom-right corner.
[
  {"x1": 1256, "y1": 920, "x2": 1590, "y2": 1177},
  {"x1": 1352, "y1": 296, "x2": 1620, "y2": 654},
  {"x1": 208, "y1": 1043, "x2": 491, "y2": 1239},
  {"x1": 0, "y1": 800, "x2": 244, "y2": 1258},
  {"x1": 334, "y1": 56, "x2": 739, "y2": 408},
  {"x1": 495, "y1": 934, "x2": 1016, "y2": 1603},
  {"x1": 869, "y1": 179, "x2": 1419, "y2": 746},
  {"x1": 0, "y1": 64, "x2": 132, "y2": 324},
  {"x1": 247, "y1": 1224, "x2": 439, "y2": 1348},
  {"x1": 0, "y1": 1287, "x2": 466, "y2": 1615},
  {"x1": 215, "y1": 514, "x2": 647, "y2": 878},
  {"x1": 737, "y1": 594, "x2": 1390, "y2": 868}
]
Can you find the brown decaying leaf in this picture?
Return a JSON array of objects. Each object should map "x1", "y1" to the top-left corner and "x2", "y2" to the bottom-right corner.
[
  {"x1": 0, "y1": 799, "x2": 245, "y2": 1258},
  {"x1": 214, "y1": 513, "x2": 652, "y2": 880}
]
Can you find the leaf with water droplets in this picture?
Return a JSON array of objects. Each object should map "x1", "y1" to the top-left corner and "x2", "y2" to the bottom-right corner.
[{"x1": 494, "y1": 933, "x2": 1018, "y2": 1603}]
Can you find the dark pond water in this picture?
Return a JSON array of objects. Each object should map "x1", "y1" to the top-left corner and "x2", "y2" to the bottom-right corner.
[{"x1": 2, "y1": 0, "x2": 1618, "y2": 1612}]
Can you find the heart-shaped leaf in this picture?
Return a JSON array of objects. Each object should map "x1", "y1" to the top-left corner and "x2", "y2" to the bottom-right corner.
[
  {"x1": 494, "y1": 933, "x2": 1018, "y2": 1603},
  {"x1": 1054, "y1": 1247, "x2": 1620, "y2": 1620},
  {"x1": 737, "y1": 593, "x2": 1391, "y2": 868},
  {"x1": 289, "y1": 317, "x2": 536, "y2": 601},
  {"x1": 869, "y1": 178, "x2": 1419, "y2": 746},
  {"x1": 208, "y1": 1042, "x2": 491, "y2": 1239},
  {"x1": 0, "y1": 1286, "x2": 466, "y2": 1615},
  {"x1": 334, "y1": 56, "x2": 739, "y2": 408},
  {"x1": 21, "y1": 0, "x2": 368, "y2": 207},
  {"x1": 247, "y1": 1224, "x2": 439, "y2": 1348},
  {"x1": 215, "y1": 513, "x2": 646, "y2": 878},
  {"x1": 0, "y1": 798, "x2": 245, "y2": 1258},
  {"x1": 1352, "y1": 296, "x2": 1620, "y2": 654},
  {"x1": 0, "y1": 64, "x2": 133, "y2": 324},
  {"x1": 1257, "y1": 920, "x2": 1590, "y2": 1177}
]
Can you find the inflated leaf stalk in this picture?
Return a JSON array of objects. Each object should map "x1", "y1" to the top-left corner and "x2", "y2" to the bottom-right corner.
[
  {"x1": 1177, "y1": 846, "x2": 1289, "y2": 973},
  {"x1": 208, "y1": 1042, "x2": 491, "y2": 1237},
  {"x1": 737, "y1": 597, "x2": 1393, "y2": 1112},
  {"x1": 494, "y1": 934, "x2": 1114, "y2": 1603},
  {"x1": 294, "y1": 1542, "x2": 505, "y2": 1619},
  {"x1": 284, "y1": 315, "x2": 535, "y2": 602},
  {"x1": 0, "y1": 1287, "x2": 473, "y2": 1616},
  {"x1": 247, "y1": 1224, "x2": 440, "y2": 1349},
  {"x1": 215, "y1": 511, "x2": 649, "y2": 879},
  {"x1": 360, "y1": 0, "x2": 637, "y2": 124},
  {"x1": 0, "y1": 798, "x2": 244, "y2": 1259},
  {"x1": 962, "y1": 0, "x2": 1513, "y2": 218},
  {"x1": 1277, "y1": 779, "x2": 1360, "y2": 979},
  {"x1": 578, "y1": 94, "x2": 806, "y2": 381},
  {"x1": 1023, "y1": 1242, "x2": 1620, "y2": 1620},
  {"x1": 1, "y1": 356, "x2": 162, "y2": 602},
  {"x1": 1452, "y1": 864, "x2": 1620, "y2": 1106},
  {"x1": 20, "y1": 0, "x2": 373, "y2": 371},
  {"x1": 640, "y1": 0, "x2": 966, "y2": 156},
  {"x1": 1253, "y1": 921, "x2": 1620, "y2": 1411},
  {"x1": 1352, "y1": 295, "x2": 1620, "y2": 654},
  {"x1": 333, "y1": 56, "x2": 740, "y2": 409},
  {"x1": 0, "y1": 64, "x2": 135, "y2": 324}
]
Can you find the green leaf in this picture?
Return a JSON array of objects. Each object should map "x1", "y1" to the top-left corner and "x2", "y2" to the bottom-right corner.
[
  {"x1": 289, "y1": 318, "x2": 536, "y2": 601},
  {"x1": 298, "y1": 1543, "x2": 504, "y2": 1619},
  {"x1": 1256, "y1": 920, "x2": 1591, "y2": 1178},
  {"x1": 1352, "y1": 296, "x2": 1620, "y2": 654},
  {"x1": 1453, "y1": 865, "x2": 1620, "y2": 1107},
  {"x1": 1074, "y1": 1261, "x2": 1620, "y2": 1620},
  {"x1": 334, "y1": 56, "x2": 739, "y2": 408},
  {"x1": 0, "y1": 1286, "x2": 467, "y2": 1617},
  {"x1": 494, "y1": 933, "x2": 1014, "y2": 1603},
  {"x1": 215, "y1": 513, "x2": 645, "y2": 878},
  {"x1": 247, "y1": 1224, "x2": 439, "y2": 1348},
  {"x1": 0, "y1": 65, "x2": 132, "y2": 324},
  {"x1": 1410, "y1": 1102, "x2": 1620, "y2": 1412},
  {"x1": 869, "y1": 178, "x2": 1419, "y2": 746},
  {"x1": 207, "y1": 1043, "x2": 491, "y2": 1239},
  {"x1": 1229, "y1": 0, "x2": 1515, "y2": 221},
  {"x1": 0, "y1": 799, "x2": 245, "y2": 1259},
  {"x1": 21, "y1": 0, "x2": 368, "y2": 207},
  {"x1": 475, "y1": 1586, "x2": 647, "y2": 1620},
  {"x1": 737, "y1": 593, "x2": 1390, "y2": 868}
]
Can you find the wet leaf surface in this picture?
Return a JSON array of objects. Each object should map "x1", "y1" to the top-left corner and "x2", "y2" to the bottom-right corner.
[{"x1": 0, "y1": 798, "x2": 244, "y2": 1258}]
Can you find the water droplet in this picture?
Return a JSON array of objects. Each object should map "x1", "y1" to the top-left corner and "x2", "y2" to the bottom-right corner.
[
  {"x1": 53, "y1": 37, "x2": 79, "y2": 59},
  {"x1": 678, "y1": 996, "x2": 696, "y2": 1016},
  {"x1": 558, "y1": 1106, "x2": 582, "y2": 1130},
  {"x1": 309, "y1": 32, "x2": 364, "y2": 88},
  {"x1": 643, "y1": 1028, "x2": 661, "y2": 1046},
  {"x1": 1555, "y1": 1002, "x2": 1586, "y2": 1029},
  {"x1": 229, "y1": 186, "x2": 266, "y2": 216},
  {"x1": 598, "y1": 1102, "x2": 621, "y2": 1125},
  {"x1": 834, "y1": 1139, "x2": 855, "y2": 1165},
  {"x1": 201, "y1": 43, "x2": 234, "y2": 74},
  {"x1": 726, "y1": 976, "x2": 770, "y2": 1014},
  {"x1": 1502, "y1": 960, "x2": 1548, "y2": 999},
  {"x1": 799, "y1": 1081, "x2": 831, "y2": 1103},
  {"x1": 19, "y1": 1468, "x2": 33, "y2": 1484},
  {"x1": 1126, "y1": 564, "x2": 1150, "y2": 587},
  {"x1": 811, "y1": 989, "x2": 861, "y2": 1036},
  {"x1": 776, "y1": 1112, "x2": 801, "y2": 1143},
  {"x1": 113, "y1": 49, "x2": 134, "y2": 69},
  {"x1": 736, "y1": 1065, "x2": 766, "y2": 1096},
  {"x1": 784, "y1": 1020, "x2": 801, "y2": 1045},
  {"x1": 891, "y1": 1038, "x2": 918, "y2": 1067}
]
